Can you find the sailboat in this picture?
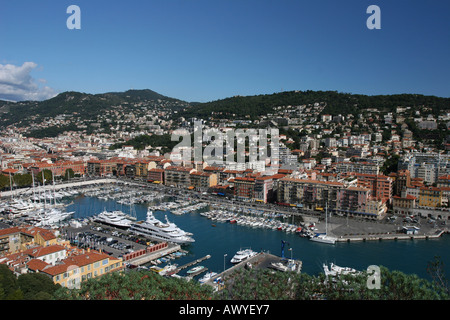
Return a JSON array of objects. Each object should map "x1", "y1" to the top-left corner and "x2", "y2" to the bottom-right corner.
[{"x1": 309, "y1": 203, "x2": 337, "y2": 244}]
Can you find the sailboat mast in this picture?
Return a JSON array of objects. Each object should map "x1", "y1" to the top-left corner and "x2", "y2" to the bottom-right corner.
[
  {"x1": 52, "y1": 173, "x2": 57, "y2": 207},
  {"x1": 42, "y1": 170, "x2": 46, "y2": 210},
  {"x1": 9, "y1": 172, "x2": 13, "y2": 197},
  {"x1": 31, "y1": 170, "x2": 35, "y2": 201}
]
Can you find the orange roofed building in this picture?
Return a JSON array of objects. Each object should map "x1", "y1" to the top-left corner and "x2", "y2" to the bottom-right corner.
[{"x1": 26, "y1": 249, "x2": 123, "y2": 289}]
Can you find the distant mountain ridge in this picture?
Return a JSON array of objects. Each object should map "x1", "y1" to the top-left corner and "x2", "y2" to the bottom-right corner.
[
  {"x1": 1, "y1": 89, "x2": 449, "y2": 129},
  {"x1": 0, "y1": 89, "x2": 190, "y2": 127},
  {"x1": 179, "y1": 90, "x2": 450, "y2": 120}
]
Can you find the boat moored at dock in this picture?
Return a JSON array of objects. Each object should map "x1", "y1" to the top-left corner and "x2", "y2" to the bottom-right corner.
[
  {"x1": 230, "y1": 248, "x2": 258, "y2": 264},
  {"x1": 129, "y1": 209, "x2": 195, "y2": 244}
]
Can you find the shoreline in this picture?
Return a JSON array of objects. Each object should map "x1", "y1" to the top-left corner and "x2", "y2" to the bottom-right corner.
[
  {"x1": 335, "y1": 229, "x2": 448, "y2": 242},
  {"x1": 2, "y1": 177, "x2": 449, "y2": 244}
]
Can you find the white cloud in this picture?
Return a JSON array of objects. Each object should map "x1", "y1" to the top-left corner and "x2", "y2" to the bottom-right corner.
[{"x1": 0, "y1": 62, "x2": 58, "y2": 101}]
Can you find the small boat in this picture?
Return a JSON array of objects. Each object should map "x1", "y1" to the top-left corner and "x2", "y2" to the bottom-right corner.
[
  {"x1": 323, "y1": 263, "x2": 359, "y2": 278},
  {"x1": 198, "y1": 271, "x2": 218, "y2": 284},
  {"x1": 309, "y1": 203, "x2": 336, "y2": 244},
  {"x1": 309, "y1": 233, "x2": 337, "y2": 244},
  {"x1": 230, "y1": 248, "x2": 257, "y2": 264},
  {"x1": 187, "y1": 266, "x2": 205, "y2": 274}
]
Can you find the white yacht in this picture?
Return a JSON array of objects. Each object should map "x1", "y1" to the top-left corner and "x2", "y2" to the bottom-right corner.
[
  {"x1": 7, "y1": 199, "x2": 38, "y2": 215},
  {"x1": 323, "y1": 263, "x2": 360, "y2": 278},
  {"x1": 309, "y1": 203, "x2": 336, "y2": 244},
  {"x1": 309, "y1": 233, "x2": 337, "y2": 244},
  {"x1": 230, "y1": 248, "x2": 258, "y2": 264},
  {"x1": 129, "y1": 210, "x2": 195, "y2": 244},
  {"x1": 34, "y1": 208, "x2": 74, "y2": 227},
  {"x1": 198, "y1": 271, "x2": 218, "y2": 284},
  {"x1": 94, "y1": 210, "x2": 134, "y2": 229}
]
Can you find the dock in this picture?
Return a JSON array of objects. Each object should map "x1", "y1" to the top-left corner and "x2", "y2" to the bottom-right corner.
[
  {"x1": 167, "y1": 254, "x2": 211, "y2": 276},
  {"x1": 336, "y1": 229, "x2": 446, "y2": 242},
  {"x1": 126, "y1": 244, "x2": 181, "y2": 266},
  {"x1": 186, "y1": 267, "x2": 208, "y2": 278}
]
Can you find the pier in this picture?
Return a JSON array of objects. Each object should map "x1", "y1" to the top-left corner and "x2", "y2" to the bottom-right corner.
[
  {"x1": 167, "y1": 254, "x2": 211, "y2": 276},
  {"x1": 126, "y1": 244, "x2": 181, "y2": 266},
  {"x1": 336, "y1": 229, "x2": 447, "y2": 242}
]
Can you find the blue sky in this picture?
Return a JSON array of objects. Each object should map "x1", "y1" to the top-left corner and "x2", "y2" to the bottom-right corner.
[{"x1": 1, "y1": 0, "x2": 449, "y2": 102}]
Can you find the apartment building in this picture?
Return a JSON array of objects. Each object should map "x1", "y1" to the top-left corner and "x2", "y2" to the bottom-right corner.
[
  {"x1": 203, "y1": 166, "x2": 225, "y2": 183},
  {"x1": 31, "y1": 161, "x2": 85, "y2": 177},
  {"x1": 27, "y1": 250, "x2": 123, "y2": 289},
  {"x1": 189, "y1": 172, "x2": 218, "y2": 191},
  {"x1": 393, "y1": 194, "x2": 417, "y2": 215},
  {"x1": 0, "y1": 226, "x2": 59, "y2": 255},
  {"x1": 86, "y1": 159, "x2": 118, "y2": 177},
  {"x1": 336, "y1": 186, "x2": 371, "y2": 215},
  {"x1": 355, "y1": 173, "x2": 393, "y2": 203},
  {"x1": 277, "y1": 177, "x2": 344, "y2": 210},
  {"x1": 418, "y1": 186, "x2": 443, "y2": 208},
  {"x1": 336, "y1": 161, "x2": 379, "y2": 175},
  {"x1": 134, "y1": 160, "x2": 151, "y2": 178},
  {"x1": 254, "y1": 176, "x2": 274, "y2": 203},
  {"x1": 233, "y1": 177, "x2": 256, "y2": 201},
  {"x1": 164, "y1": 166, "x2": 195, "y2": 188},
  {"x1": 147, "y1": 168, "x2": 164, "y2": 184}
]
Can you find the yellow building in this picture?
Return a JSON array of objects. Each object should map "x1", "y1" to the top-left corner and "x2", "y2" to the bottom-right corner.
[
  {"x1": 134, "y1": 161, "x2": 151, "y2": 178},
  {"x1": 190, "y1": 172, "x2": 218, "y2": 191},
  {"x1": 0, "y1": 226, "x2": 63, "y2": 255},
  {"x1": 27, "y1": 250, "x2": 123, "y2": 289},
  {"x1": 418, "y1": 186, "x2": 442, "y2": 207}
]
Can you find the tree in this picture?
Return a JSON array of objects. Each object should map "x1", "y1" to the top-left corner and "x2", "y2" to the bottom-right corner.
[
  {"x1": 0, "y1": 174, "x2": 9, "y2": 190},
  {"x1": 17, "y1": 273, "x2": 61, "y2": 300},
  {"x1": 0, "y1": 265, "x2": 23, "y2": 300},
  {"x1": 12, "y1": 173, "x2": 32, "y2": 187},
  {"x1": 381, "y1": 154, "x2": 399, "y2": 175},
  {"x1": 54, "y1": 270, "x2": 214, "y2": 300},
  {"x1": 63, "y1": 168, "x2": 75, "y2": 181},
  {"x1": 36, "y1": 169, "x2": 53, "y2": 185},
  {"x1": 427, "y1": 256, "x2": 449, "y2": 296}
]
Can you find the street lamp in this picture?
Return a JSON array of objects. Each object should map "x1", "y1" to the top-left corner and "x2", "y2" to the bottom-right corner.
[{"x1": 224, "y1": 254, "x2": 227, "y2": 272}]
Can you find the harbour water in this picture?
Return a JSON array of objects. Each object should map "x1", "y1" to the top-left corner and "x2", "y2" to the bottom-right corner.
[{"x1": 67, "y1": 195, "x2": 450, "y2": 281}]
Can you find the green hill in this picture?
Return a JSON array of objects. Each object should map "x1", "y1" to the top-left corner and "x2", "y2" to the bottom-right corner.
[{"x1": 178, "y1": 90, "x2": 450, "y2": 120}]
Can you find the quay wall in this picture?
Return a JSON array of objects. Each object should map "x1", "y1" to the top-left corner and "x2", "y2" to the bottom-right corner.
[
  {"x1": 123, "y1": 242, "x2": 169, "y2": 261},
  {"x1": 0, "y1": 178, "x2": 120, "y2": 198},
  {"x1": 126, "y1": 244, "x2": 181, "y2": 266},
  {"x1": 336, "y1": 229, "x2": 448, "y2": 242}
]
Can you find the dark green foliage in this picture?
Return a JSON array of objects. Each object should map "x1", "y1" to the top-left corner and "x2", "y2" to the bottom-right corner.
[
  {"x1": 36, "y1": 169, "x2": 53, "y2": 185},
  {"x1": 63, "y1": 168, "x2": 75, "y2": 181},
  {"x1": 427, "y1": 256, "x2": 449, "y2": 296},
  {"x1": 380, "y1": 154, "x2": 400, "y2": 175},
  {"x1": 109, "y1": 134, "x2": 184, "y2": 152},
  {"x1": 178, "y1": 90, "x2": 450, "y2": 120},
  {"x1": 27, "y1": 123, "x2": 84, "y2": 139},
  {"x1": 1, "y1": 89, "x2": 189, "y2": 130},
  {"x1": 0, "y1": 265, "x2": 21, "y2": 300},
  {"x1": 53, "y1": 270, "x2": 214, "y2": 300},
  {"x1": 0, "y1": 265, "x2": 60, "y2": 300},
  {"x1": 0, "y1": 174, "x2": 10, "y2": 190},
  {"x1": 17, "y1": 273, "x2": 61, "y2": 300},
  {"x1": 52, "y1": 264, "x2": 449, "y2": 301},
  {"x1": 221, "y1": 266, "x2": 449, "y2": 300}
]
